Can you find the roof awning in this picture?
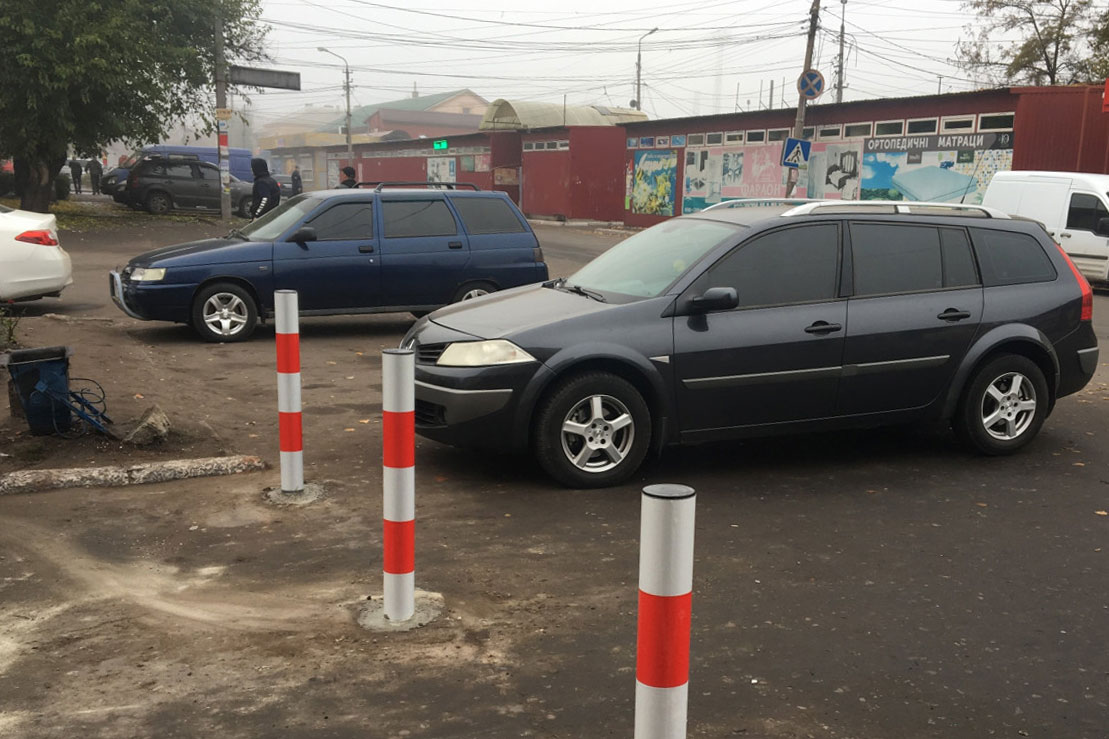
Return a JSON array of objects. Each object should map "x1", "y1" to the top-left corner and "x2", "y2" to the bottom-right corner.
[{"x1": 479, "y1": 99, "x2": 647, "y2": 130}]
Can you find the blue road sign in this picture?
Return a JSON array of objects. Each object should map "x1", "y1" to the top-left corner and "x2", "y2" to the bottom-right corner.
[
  {"x1": 781, "y1": 138, "x2": 812, "y2": 169},
  {"x1": 797, "y1": 69, "x2": 825, "y2": 99}
]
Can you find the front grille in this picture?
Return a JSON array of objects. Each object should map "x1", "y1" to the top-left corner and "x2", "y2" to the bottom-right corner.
[
  {"x1": 416, "y1": 343, "x2": 446, "y2": 364},
  {"x1": 415, "y1": 399, "x2": 446, "y2": 427}
]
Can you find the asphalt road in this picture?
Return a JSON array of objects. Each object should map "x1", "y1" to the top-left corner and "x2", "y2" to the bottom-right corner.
[{"x1": 1, "y1": 213, "x2": 1108, "y2": 738}]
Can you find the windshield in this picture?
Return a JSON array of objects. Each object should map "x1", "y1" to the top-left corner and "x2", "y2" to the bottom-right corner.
[
  {"x1": 238, "y1": 194, "x2": 321, "y2": 241},
  {"x1": 120, "y1": 151, "x2": 141, "y2": 169},
  {"x1": 566, "y1": 218, "x2": 742, "y2": 298}
]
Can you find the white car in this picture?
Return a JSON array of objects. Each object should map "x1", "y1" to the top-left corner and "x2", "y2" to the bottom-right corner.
[{"x1": 0, "y1": 204, "x2": 72, "y2": 301}]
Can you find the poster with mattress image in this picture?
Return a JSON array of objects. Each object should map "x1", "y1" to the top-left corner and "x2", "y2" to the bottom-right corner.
[{"x1": 860, "y1": 133, "x2": 1012, "y2": 204}]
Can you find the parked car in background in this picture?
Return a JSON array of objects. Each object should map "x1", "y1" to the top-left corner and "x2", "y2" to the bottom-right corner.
[
  {"x1": 273, "y1": 174, "x2": 295, "y2": 198},
  {"x1": 109, "y1": 184, "x2": 548, "y2": 342},
  {"x1": 102, "y1": 145, "x2": 254, "y2": 203},
  {"x1": 404, "y1": 200, "x2": 1098, "y2": 488},
  {"x1": 983, "y1": 170, "x2": 1109, "y2": 284},
  {"x1": 0, "y1": 204, "x2": 72, "y2": 301},
  {"x1": 123, "y1": 159, "x2": 254, "y2": 216}
]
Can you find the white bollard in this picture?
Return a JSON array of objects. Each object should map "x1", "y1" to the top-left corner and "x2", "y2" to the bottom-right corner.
[
  {"x1": 274, "y1": 290, "x2": 303, "y2": 494},
  {"x1": 382, "y1": 348, "x2": 415, "y2": 622},
  {"x1": 635, "y1": 484, "x2": 696, "y2": 739}
]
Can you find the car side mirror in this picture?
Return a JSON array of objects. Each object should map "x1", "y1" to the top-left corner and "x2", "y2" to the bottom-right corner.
[
  {"x1": 1095, "y1": 217, "x2": 1109, "y2": 237},
  {"x1": 688, "y1": 286, "x2": 738, "y2": 313},
  {"x1": 289, "y1": 226, "x2": 317, "y2": 244}
]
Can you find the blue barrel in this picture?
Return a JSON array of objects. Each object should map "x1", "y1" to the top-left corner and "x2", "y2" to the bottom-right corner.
[{"x1": 1, "y1": 346, "x2": 72, "y2": 435}]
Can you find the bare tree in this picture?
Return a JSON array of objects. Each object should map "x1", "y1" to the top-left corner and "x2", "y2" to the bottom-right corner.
[{"x1": 957, "y1": 0, "x2": 1102, "y2": 86}]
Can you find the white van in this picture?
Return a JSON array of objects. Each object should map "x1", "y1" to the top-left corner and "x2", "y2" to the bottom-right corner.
[{"x1": 983, "y1": 171, "x2": 1109, "y2": 283}]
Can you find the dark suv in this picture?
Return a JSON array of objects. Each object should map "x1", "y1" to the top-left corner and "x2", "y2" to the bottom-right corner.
[
  {"x1": 110, "y1": 184, "x2": 547, "y2": 342},
  {"x1": 123, "y1": 157, "x2": 254, "y2": 217},
  {"x1": 404, "y1": 201, "x2": 1099, "y2": 488}
]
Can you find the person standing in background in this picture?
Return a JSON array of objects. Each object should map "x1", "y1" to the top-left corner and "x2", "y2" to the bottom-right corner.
[
  {"x1": 69, "y1": 159, "x2": 83, "y2": 194},
  {"x1": 249, "y1": 157, "x2": 281, "y2": 219},
  {"x1": 338, "y1": 166, "x2": 357, "y2": 188},
  {"x1": 291, "y1": 165, "x2": 303, "y2": 195},
  {"x1": 88, "y1": 159, "x2": 103, "y2": 195}
]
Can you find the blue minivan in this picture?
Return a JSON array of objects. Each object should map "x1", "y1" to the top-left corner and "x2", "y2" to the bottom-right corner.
[
  {"x1": 109, "y1": 185, "x2": 548, "y2": 342},
  {"x1": 102, "y1": 145, "x2": 254, "y2": 201}
]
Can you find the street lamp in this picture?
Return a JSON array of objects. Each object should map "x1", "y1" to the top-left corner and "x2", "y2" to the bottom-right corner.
[
  {"x1": 318, "y1": 47, "x2": 354, "y2": 172},
  {"x1": 635, "y1": 28, "x2": 658, "y2": 111}
]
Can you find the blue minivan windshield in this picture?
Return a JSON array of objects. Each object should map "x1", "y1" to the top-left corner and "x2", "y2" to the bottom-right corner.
[
  {"x1": 566, "y1": 218, "x2": 742, "y2": 298},
  {"x1": 239, "y1": 195, "x2": 322, "y2": 241}
]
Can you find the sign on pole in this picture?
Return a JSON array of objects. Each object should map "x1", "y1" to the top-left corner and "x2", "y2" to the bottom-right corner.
[
  {"x1": 215, "y1": 107, "x2": 233, "y2": 121},
  {"x1": 781, "y1": 138, "x2": 812, "y2": 169},
  {"x1": 229, "y1": 65, "x2": 301, "y2": 91},
  {"x1": 797, "y1": 69, "x2": 825, "y2": 100}
]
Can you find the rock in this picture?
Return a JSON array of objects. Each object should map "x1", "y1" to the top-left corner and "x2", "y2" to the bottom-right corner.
[{"x1": 124, "y1": 404, "x2": 171, "y2": 445}]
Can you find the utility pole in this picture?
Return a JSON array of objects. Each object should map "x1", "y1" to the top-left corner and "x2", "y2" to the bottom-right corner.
[
  {"x1": 635, "y1": 28, "x2": 658, "y2": 110},
  {"x1": 319, "y1": 48, "x2": 354, "y2": 168},
  {"x1": 835, "y1": 0, "x2": 847, "y2": 104},
  {"x1": 937, "y1": 75, "x2": 943, "y2": 94},
  {"x1": 214, "y1": 3, "x2": 231, "y2": 221},
  {"x1": 785, "y1": 0, "x2": 821, "y2": 197}
]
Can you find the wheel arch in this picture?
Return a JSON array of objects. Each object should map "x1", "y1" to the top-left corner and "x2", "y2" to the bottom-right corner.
[
  {"x1": 191, "y1": 277, "x2": 265, "y2": 324},
  {"x1": 514, "y1": 346, "x2": 673, "y2": 454},
  {"x1": 943, "y1": 326, "x2": 1059, "y2": 419}
]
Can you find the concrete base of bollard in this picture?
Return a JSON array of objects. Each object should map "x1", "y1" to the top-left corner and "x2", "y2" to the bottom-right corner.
[
  {"x1": 264, "y1": 482, "x2": 324, "y2": 506},
  {"x1": 356, "y1": 590, "x2": 444, "y2": 632}
]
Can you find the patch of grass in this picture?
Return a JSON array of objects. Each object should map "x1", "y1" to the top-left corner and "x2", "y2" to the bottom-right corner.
[{"x1": 0, "y1": 197, "x2": 245, "y2": 233}]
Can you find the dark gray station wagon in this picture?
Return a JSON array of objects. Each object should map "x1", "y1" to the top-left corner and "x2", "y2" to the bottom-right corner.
[{"x1": 404, "y1": 201, "x2": 1099, "y2": 488}]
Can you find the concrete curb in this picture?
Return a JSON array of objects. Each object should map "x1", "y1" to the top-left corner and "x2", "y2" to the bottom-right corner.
[{"x1": 0, "y1": 455, "x2": 267, "y2": 495}]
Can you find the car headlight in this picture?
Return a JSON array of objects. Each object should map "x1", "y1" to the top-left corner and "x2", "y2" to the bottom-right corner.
[
  {"x1": 129, "y1": 267, "x2": 166, "y2": 282},
  {"x1": 436, "y1": 340, "x2": 535, "y2": 367}
]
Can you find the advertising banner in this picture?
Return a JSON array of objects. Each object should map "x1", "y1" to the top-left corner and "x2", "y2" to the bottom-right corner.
[
  {"x1": 860, "y1": 133, "x2": 1013, "y2": 204},
  {"x1": 427, "y1": 157, "x2": 456, "y2": 183},
  {"x1": 631, "y1": 150, "x2": 678, "y2": 216}
]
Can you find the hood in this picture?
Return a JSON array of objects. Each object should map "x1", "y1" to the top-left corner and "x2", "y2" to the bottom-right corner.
[
  {"x1": 129, "y1": 237, "x2": 273, "y2": 268},
  {"x1": 250, "y1": 157, "x2": 269, "y2": 178},
  {"x1": 430, "y1": 283, "x2": 615, "y2": 339}
]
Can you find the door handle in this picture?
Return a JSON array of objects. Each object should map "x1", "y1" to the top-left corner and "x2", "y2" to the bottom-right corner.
[
  {"x1": 1059, "y1": 232, "x2": 1072, "y2": 238},
  {"x1": 448, "y1": 241, "x2": 463, "y2": 249},
  {"x1": 937, "y1": 308, "x2": 971, "y2": 322},
  {"x1": 358, "y1": 245, "x2": 375, "y2": 253},
  {"x1": 804, "y1": 321, "x2": 842, "y2": 335}
]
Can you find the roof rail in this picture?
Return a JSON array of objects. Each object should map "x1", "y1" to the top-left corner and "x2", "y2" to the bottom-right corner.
[
  {"x1": 359, "y1": 181, "x2": 481, "y2": 192},
  {"x1": 702, "y1": 197, "x2": 819, "y2": 211},
  {"x1": 781, "y1": 200, "x2": 1010, "y2": 219}
]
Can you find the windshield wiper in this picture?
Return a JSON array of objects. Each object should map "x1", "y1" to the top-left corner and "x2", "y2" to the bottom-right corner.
[
  {"x1": 561, "y1": 280, "x2": 607, "y2": 303},
  {"x1": 227, "y1": 228, "x2": 248, "y2": 240}
]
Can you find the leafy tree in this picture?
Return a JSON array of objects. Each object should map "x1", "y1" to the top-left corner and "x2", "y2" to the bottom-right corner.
[
  {"x1": 0, "y1": 0, "x2": 266, "y2": 212},
  {"x1": 957, "y1": 0, "x2": 1104, "y2": 86}
]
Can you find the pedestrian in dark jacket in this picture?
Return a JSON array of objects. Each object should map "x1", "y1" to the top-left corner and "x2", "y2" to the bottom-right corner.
[
  {"x1": 250, "y1": 158, "x2": 281, "y2": 219},
  {"x1": 291, "y1": 165, "x2": 303, "y2": 195},
  {"x1": 88, "y1": 159, "x2": 103, "y2": 195},
  {"x1": 69, "y1": 160, "x2": 83, "y2": 194},
  {"x1": 338, "y1": 166, "x2": 357, "y2": 188}
]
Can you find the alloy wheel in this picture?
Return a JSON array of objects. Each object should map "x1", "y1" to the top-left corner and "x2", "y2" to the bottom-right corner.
[
  {"x1": 559, "y1": 394, "x2": 636, "y2": 473},
  {"x1": 980, "y1": 371, "x2": 1037, "y2": 441},
  {"x1": 202, "y1": 292, "x2": 250, "y2": 337}
]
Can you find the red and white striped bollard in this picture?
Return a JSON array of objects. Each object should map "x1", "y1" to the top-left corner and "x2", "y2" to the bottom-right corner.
[
  {"x1": 382, "y1": 348, "x2": 415, "y2": 621},
  {"x1": 635, "y1": 484, "x2": 696, "y2": 739},
  {"x1": 274, "y1": 290, "x2": 303, "y2": 493}
]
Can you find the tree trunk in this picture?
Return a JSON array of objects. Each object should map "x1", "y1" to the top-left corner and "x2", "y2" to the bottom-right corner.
[{"x1": 19, "y1": 160, "x2": 54, "y2": 213}]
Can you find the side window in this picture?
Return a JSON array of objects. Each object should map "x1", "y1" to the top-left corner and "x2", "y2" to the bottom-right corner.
[
  {"x1": 704, "y1": 223, "x2": 839, "y2": 307},
  {"x1": 450, "y1": 197, "x2": 526, "y2": 234},
  {"x1": 307, "y1": 202, "x2": 375, "y2": 240},
  {"x1": 1066, "y1": 193, "x2": 1109, "y2": 232},
  {"x1": 382, "y1": 200, "x2": 458, "y2": 238},
  {"x1": 193, "y1": 165, "x2": 215, "y2": 180},
  {"x1": 165, "y1": 162, "x2": 193, "y2": 179},
  {"x1": 851, "y1": 223, "x2": 942, "y2": 296},
  {"x1": 940, "y1": 228, "x2": 980, "y2": 287},
  {"x1": 970, "y1": 228, "x2": 1057, "y2": 286}
]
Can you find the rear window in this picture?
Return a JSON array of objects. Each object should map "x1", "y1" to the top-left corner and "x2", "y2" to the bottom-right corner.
[
  {"x1": 970, "y1": 228, "x2": 1057, "y2": 286},
  {"x1": 450, "y1": 197, "x2": 526, "y2": 234},
  {"x1": 382, "y1": 200, "x2": 458, "y2": 238},
  {"x1": 851, "y1": 223, "x2": 943, "y2": 296}
]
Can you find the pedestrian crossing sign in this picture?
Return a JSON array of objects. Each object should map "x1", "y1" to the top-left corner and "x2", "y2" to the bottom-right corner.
[{"x1": 781, "y1": 137, "x2": 811, "y2": 169}]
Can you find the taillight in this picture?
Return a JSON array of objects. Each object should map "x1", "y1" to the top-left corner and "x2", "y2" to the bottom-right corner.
[
  {"x1": 1055, "y1": 242, "x2": 1093, "y2": 322},
  {"x1": 15, "y1": 230, "x2": 58, "y2": 246}
]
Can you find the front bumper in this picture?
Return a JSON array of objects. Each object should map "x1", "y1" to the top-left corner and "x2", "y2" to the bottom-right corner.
[
  {"x1": 109, "y1": 270, "x2": 147, "y2": 320},
  {"x1": 109, "y1": 270, "x2": 194, "y2": 323}
]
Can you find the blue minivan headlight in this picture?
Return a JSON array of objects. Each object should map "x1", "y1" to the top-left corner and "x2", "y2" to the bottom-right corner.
[{"x1": 436, "y1": 340, "x2": 535, "y2": 367}]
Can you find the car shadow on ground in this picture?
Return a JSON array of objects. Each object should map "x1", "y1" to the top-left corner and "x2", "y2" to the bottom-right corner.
[{"x1": 119, "y1": 315, "x2": 419, "y2": 346}]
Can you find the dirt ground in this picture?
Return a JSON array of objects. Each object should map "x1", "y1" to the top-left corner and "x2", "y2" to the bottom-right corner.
[{"x1": 2, "y1": 210, "x2": 1109, "y2": 738}]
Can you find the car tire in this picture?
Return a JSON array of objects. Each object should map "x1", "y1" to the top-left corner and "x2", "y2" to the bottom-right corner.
[
  {"x1": 191, "y1": 282, "x2": 258, "y2": 343},
  {"x1": 238, "y1": 197, "x2": 252, "y2": 219},
  {"x1": 954, "y1": 354, "x2": 1049, "y2": 455},
  {"x1": 533, "y1": 372, "x2": 651, "y2": 488},
  {"x1": 452, "y1": 281, "x2": 497, "y2": 303},
  {"x1": 146, "y1": 190, "x2": 172, "y2": 215}
]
